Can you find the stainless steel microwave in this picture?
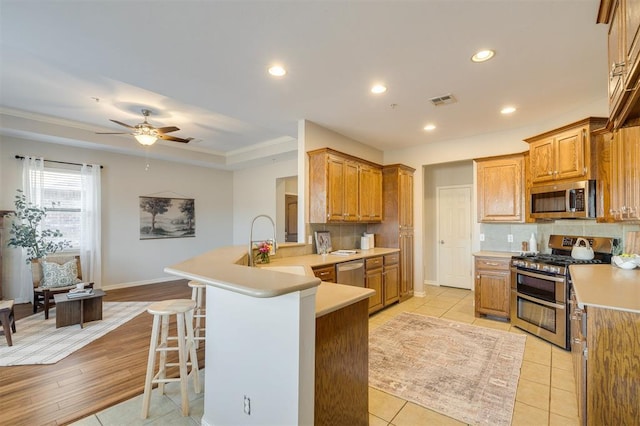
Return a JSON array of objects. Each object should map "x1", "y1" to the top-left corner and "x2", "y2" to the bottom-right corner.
[{"x1": 530, "y1": 180, "x2": 596, "y2": 219}]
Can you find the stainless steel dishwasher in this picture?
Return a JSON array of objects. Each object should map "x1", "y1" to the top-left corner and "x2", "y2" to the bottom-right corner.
[{"x1": 335, "y1": 259, "x2": 365, "y2": 287}]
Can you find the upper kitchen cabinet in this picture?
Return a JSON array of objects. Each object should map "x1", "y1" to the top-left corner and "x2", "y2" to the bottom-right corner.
[
  {"x1": 599, "y1": 0, "x2": 640, "y2": 128},
  {"x1": 610, "y1": 125, "x2": 640, "y2": 220},
  {"x1": 308, "y1": 148, "x2": 382, "y2": 223},
  {"x1": 525, "y1": 117, "x2": 608, "y2": 185},
  {"x1": 476, "y1": 153, "x2": 526, "y2": 223}
]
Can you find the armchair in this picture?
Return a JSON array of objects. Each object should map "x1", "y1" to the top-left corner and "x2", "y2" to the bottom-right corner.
[{"x1": 32, "y1": 254, "x2": 93, "y2": 319}]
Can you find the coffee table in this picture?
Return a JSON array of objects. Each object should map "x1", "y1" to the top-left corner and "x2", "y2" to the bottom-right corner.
[{"x1": 53, "y1": 289, "x2": 106, "y2": 328}]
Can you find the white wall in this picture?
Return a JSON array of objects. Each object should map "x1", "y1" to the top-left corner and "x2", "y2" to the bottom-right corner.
[
  {"x1": 232, "y1": 157, "x2": 298, "y2": 245},
  {"x1": 1, "y1": 135, "x2": 234, "y2": 295}
]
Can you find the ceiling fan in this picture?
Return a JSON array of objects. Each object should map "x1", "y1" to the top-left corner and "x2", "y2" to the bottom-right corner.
[{"x1": 97, "y1": 109, "x2": 193, "y2": 146}]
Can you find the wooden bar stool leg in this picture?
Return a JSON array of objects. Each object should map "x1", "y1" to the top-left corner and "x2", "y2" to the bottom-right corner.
[
  {"x1": 141, "y1": 314, "x2": 161, "y2": 418},
  {"x1": 185, "y1": 309, "x2": 200, "y2": 393},
  {"x1": 158, "y1": 314, "x2": 170, "y2": 396},
  {"x1": 176, "y1": 312, "x2": 189, "y2": 416}
]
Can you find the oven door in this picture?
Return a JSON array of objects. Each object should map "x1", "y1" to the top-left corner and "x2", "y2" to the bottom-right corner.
[{"x1": 510, "y1": 268, "x2": 568, "y2": 349}]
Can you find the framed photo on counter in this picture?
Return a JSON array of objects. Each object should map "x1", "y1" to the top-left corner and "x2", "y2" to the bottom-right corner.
[{"x1": 314, "y1": 231, "x2": 332, "y2": 254}]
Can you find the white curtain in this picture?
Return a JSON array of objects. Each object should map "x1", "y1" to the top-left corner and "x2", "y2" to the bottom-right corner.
[
  {"x1": 14, "y1": 157, "x2": 45, "y2": 303},
  {"x1": 80, "y1": 164, "x2": 102, "y2": 288}
]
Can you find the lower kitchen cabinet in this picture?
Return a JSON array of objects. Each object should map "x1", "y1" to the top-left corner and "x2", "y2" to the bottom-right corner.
[
  {"x1": 365, "y1": 255, "x2": 400, "y2": 314},
  {"x1": 383, "y1": 254, "x2": 400, "y2": 306},
  {"x1": 365, "y1": 257, "x2": 384, "y2": 314},
  {"x1": 312, "y1": 265, "x2": 336, "y2": 283},
  {"x1": 474, "y1": 256, "x2": 510, "y2": 319}
]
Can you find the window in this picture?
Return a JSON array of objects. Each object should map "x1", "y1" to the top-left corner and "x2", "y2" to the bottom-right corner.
[{"x1": 34, "y1": 167, "x2": 82, "y2": 250}]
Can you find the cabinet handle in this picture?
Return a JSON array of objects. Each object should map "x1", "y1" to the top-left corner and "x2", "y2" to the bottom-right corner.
[
  {"x1": 610, "y1": 61, "x2": 625, "y2": 78},
  {"x1": 485, "y1": 262, "x2": 499, "y2": 266},
  {"x1": 476, "y1": 275, "x2": 480, "y2": 279}
]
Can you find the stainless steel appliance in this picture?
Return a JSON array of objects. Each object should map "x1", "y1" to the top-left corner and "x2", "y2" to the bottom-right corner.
[
  {"x1": 530, "y1": 180, "x2": 596, "y2": 220},
  {"x1": 336, "y1": 259, "x2": 365, "y2": 287},
  {"x1": 510, "y1": 234, "x2": 617, "y2": 350}
]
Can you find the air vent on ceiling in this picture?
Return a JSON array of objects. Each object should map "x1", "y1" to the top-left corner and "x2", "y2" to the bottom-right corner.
[{"x1": 429, "y1": 93, "x2": 457, "y2": 106}]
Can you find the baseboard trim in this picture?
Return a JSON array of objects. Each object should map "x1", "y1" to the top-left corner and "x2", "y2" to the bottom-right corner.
[{"x1": 102, "y1": 276, "x2": 182, "y2": 291}]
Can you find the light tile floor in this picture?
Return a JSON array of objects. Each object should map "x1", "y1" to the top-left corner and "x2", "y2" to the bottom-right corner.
[{"x1": 73, "y1": 285, "x2": 579, "y2": 425}]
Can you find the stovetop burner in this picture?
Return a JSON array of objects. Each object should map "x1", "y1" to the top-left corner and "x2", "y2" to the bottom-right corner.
[{"x1": 513, "y1": 253, "x2": 604, "y2": 266}]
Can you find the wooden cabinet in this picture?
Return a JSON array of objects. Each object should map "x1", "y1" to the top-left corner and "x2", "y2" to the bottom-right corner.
[
  {"x1": 382, "y1": 254, "x2": 400, "y2": 306},
  {"x1": 476, "y1": 153, "x2": 525, "y2": 222},
  {"x1": 574, "y1": 305, "x2": 640, "y2": 425},
  {"x1": 599, "y1": 0, "x2": 640, "y2": 127},
  {"x1": 308, "y1": 148, "x2": 382, "y2": 223},
  {"x1": 474, "y1": 256, "x2": 510, "y2": 319},
  {"x1": 359, "y1": 165, "x2": 382, "y2": 222},
  {"x1": 312, "y1": 265, "x2": 336, "y2": 283},
  {"x1": 368, "y1": 165, "x2": 415, "y2": 302},
  {"x1": 610, "y1": 125, "x2": 640, "y2": 220},
  {"x1": 525, "y1": 118, "x2": 608, "y2": 185},
  {"x1": 365, "y1": 256, "x2": 384, "y2": 314}
]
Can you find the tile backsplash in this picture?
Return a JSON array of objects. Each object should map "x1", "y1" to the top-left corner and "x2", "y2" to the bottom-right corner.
[{"x1": 481, "y1": 221, "x2": 640, "y2": 253}]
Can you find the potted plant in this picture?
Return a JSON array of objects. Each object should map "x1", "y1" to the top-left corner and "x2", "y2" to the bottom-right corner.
[{"x1": 6, "y1": 189, "x2": 71, "y2": 263}]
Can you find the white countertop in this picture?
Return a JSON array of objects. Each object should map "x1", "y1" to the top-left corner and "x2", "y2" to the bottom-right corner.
[
  {"x1": 165, "y1": 245, "x2": 375, "y2": 317},
  {"x1": 570, "y1": 264, "x2": 640, "y2": 313}
]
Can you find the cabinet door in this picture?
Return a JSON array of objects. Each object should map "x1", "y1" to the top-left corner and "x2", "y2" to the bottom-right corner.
[
  {"x1": 555, "y1": 127, "x2": 587, "y2": 181},
  {"x1": 477, "y1": 155, "x2": 524, "y2": 222},
  {"x1": 625, "y1": 0, "x2": 640, "y2": 87},
  {"x1": 327, "y1": 155, "x2": 346, "y2": 221},
  {"x1": 383, "y1": 263, "x2": 399, "y2": 305},
  {"x1": 609, "y1": 0, "x2": 625, "y2": 117},
  {"x1": 399, "y1": 232, "x2": 414, "y2": 300},
  {"x1": 366, "y1": 268, "x2": 384, "y2": 314},
  {"x1": 611, "y1": 126, "x2": 640, "y2": 220},
  {"x1": 474, "y1": 271, "x2": 510, "y2": 318},
  {"x1": 370, "y1": 167, "x2": 383, "y2": 222},
  {"x1": 529, "y1": 137, "x2": 555, "y2": 183},
  {"x1": 399, "y1": 170, "x2": 413, "y2": 227},
  {"x1": 343, "y1": 160, "x2": 359, "y2": 222}
]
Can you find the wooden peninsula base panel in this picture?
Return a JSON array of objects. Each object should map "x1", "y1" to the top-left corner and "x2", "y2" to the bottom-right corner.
[{"x1": 315, "y1": 298, "x2": 369, "y2": 426}]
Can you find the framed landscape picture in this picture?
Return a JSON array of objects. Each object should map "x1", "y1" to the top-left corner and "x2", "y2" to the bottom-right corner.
[
  {"x1": 314, "y1": 231, "x2": 332, "y2": 254},
  {"x1": 139, "y1": 196, "x2": 195, "y2": 239}
]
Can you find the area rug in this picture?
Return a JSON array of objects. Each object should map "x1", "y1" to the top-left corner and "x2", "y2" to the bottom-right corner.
[
  {"x1": 369, "y1": 312, "x2": 526, "y2": 426},
  {"x1": 0, "y1": 301, "x2": 150, "y2": 366}
]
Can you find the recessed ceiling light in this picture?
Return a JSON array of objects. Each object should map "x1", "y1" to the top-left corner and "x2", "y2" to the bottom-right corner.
[
  {"x1": 501, "y1": 106, "x2": 516, "y2": 114},
  {"x1": 268, "y1": 65, "x2": 286, "y2": 77},
  {"x1": 423, "y1": 124, "x2": 436, "y2": 131},
  {"x1": 471, "y1": 49, "x2": 495, "y2": 63},
  {"x1": 371, "y1": 84, "x2": 387, "y2": 94}
]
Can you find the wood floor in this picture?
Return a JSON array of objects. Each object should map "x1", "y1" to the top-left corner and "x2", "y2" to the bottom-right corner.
[{"x1": 0, "y1": 280, "x2": 205, "y2": 426}]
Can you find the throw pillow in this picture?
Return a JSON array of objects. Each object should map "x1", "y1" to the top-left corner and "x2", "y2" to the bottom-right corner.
[{"x1": 41, "y1": 260, "x2": 81, "y2": 288}]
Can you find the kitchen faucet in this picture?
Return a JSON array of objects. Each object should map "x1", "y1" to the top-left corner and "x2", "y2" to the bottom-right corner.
[{"x1": 248, "y1": 214, "x2": 277, "y2": 267}]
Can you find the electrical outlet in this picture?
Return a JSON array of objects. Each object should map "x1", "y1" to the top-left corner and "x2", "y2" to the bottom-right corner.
[
  {"x1": 308, "y1": 235, "x2": 312, "y2": 245},
  {"x1": 479, "y1": 233, "x2": 485, "y2": 242},
  {"x1": 507, "y1": 234, "x2": 514, "y2": 243},
  {"x1": 244, "y1": 395, "x2": 251, "y2": 415}
]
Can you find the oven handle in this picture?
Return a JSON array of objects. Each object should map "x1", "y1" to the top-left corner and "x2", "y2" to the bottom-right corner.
[
  {"x1": 517, "y1": 292, "x2": 566, "y2": 310},
  {"x1": 512, "y1": 268, "x2": 566, "y2": 283}
]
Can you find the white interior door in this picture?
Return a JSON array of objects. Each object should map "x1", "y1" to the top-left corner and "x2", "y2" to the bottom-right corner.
[{"x1": 437, "y1": 185, "x2": 472, "y2": 289}]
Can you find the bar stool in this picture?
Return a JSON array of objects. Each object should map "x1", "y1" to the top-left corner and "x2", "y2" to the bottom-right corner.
[
  {"x1": 141, "y1": 299, "x2": 200, "y2": 418},
  {"x1": 0, "y1": 300, "x2": 16, "y2": 346},
  {"x1": 188, "y1": 280, "x2": 206, "y2": 349}
]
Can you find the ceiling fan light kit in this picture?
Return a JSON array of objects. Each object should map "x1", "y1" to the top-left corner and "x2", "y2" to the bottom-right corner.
[{"x1": 97, "y1": 108, "x2": 192, "y2": 146}]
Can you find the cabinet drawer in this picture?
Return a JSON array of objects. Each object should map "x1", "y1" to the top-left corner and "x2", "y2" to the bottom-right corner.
[
  {"x1": 312, "y1": 265, "x2": 336, "y2": 283},
  {"x1": 384, "y1": 253, "x2": 399, "y2": 265},
  {"x1": 475, "y1": 257, "x2": 510, "y2": 271},
  {"x1": 365, "y1": 256, "x2": 383, "y2": 270}
]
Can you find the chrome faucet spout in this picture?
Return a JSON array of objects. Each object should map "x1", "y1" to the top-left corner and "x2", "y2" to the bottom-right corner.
[{"x1": 248, "y1": 214, "x2": 277, "y2": 267}]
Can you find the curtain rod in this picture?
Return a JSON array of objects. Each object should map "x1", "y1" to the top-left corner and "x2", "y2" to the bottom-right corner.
[{"x1": 14, "y1": 155, "x2": 103, "y2": 169}]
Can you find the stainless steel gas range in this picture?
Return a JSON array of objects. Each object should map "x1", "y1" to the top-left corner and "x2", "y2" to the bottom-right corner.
[{"x1": 509, "y1": 234, "x2": 618, "y2": 350}]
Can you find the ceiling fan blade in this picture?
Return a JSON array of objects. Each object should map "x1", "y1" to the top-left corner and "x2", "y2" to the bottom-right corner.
[
  {"x1": 158, "y1": 134, "x2": 193, "y2": 143},
  {"x1": 109, "y1": 119, "x2": 135, "y2": 129},
  {"x1": 96, "y1": 132, "x2": 129, "y2": 135},
  {"x1": 155, "y1": 126, "x2": 180, "y2": 134}
]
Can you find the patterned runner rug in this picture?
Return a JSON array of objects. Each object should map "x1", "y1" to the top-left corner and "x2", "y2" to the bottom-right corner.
[
  {"x1": 0, "y1": 301, "x2": 150, "y2": 366},
  {"x1": 369, "y1": 312, "x2": 526, "y2": 426}
]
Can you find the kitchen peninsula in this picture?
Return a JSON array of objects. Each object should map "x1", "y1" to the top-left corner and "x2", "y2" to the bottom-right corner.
[{"x1": 165, "y1": 246, "x2": 376, "y2": 426}]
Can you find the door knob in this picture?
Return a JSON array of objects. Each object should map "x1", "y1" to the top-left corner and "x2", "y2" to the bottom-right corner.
[{"x1": 440, "y1": 240, "x2": 445, "y2": 244}]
